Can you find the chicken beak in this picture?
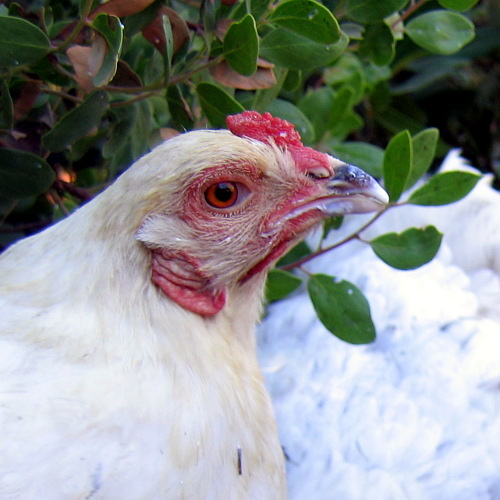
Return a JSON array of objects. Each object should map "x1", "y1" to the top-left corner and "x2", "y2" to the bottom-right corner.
[{"x1": 320, "y1": 163, "x2": 389, "y2": 215}]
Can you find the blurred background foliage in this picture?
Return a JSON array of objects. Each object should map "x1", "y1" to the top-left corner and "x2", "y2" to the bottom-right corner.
[
  {"x1": 0, "y1": 0, "x2": 498, "y2": 342},
  {"x1": 1, "y1": 0, "x2": 498, "y2": 249}
]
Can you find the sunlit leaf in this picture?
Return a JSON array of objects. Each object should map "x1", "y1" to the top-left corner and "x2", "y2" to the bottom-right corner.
[
  {"x1": 383, "y1": 130, "x2": 412, "y2": 202},
  {"x1": 405, "y1": 128, "x2": 439, "y2": 190},
  {"x1": 308, "y1": 274, "x2": 376, "y2": 344},
  {"x1": 406, "y1": 10, "x2": 475, "y2": 55},
  {"x1": 224, "y1": 14, "x2": 259, "y2": 76},
  {"x1": 269, "y1": 0, "x2": 340, "y2": 44},
  {"x1": 370, "y1": 226, "x2": 443, "y2": 270},
  {"x1": 438, "y1": 0, "x2": 479, "y2": 12},
  {"x1": 407, "y1": 171, "x2": 481, "y2": 206},
  {"x1": 261, "y1": 28, "x2": 348, "y2": 70}
]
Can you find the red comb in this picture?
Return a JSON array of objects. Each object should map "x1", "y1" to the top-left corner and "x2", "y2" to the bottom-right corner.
[
  {"x1": 226, "y1": 111, "x2": 333, "y2": 175},
  {"x1": 226, "y1": 111, "x2": 304, "y2": 148}
]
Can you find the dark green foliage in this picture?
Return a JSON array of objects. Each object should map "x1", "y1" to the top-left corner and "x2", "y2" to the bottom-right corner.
[{"x1": 0, "y1": 0, "x2": 495, "y2": 344}]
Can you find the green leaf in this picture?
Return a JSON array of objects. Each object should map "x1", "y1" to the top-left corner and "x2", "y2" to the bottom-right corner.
[
  {"x1": 166, "y1": 85, "x2": 194, "y2": 130},
  {"x1": 277, "y1": 240, "x2": 311, "y2": 267},
  {"x1": 405, "y1": 128, "x2": 439, "y2": 189},
  {"x1": 266, "y1": 269, "x2": 303, "y2": 302},
  {"x1": 370, "y1": 226, "x2": 443, "y2": 270},
  {"x1": 406, "y1": 10, "x2": 475, "y2": 55},
  {"x1": 196, "y1": 83, "x2": 244, "y2": 128},
  {"x1": 299, "y1": 86, "x2": 356, "y2": 142},
  {"x1": 162, "y1": 14, "x2": 174, "y2": 81},
  {"x1": 42, "y1": 91, "x2": 109, "y2": 152},
  {"x1": 298, "y1": 88, "x2": 335, "y2": 141},
  {"x1": 266, "y1": 98, "x2": 315, "y2": 144},
  {"x1": 383, "y1": 130, "x2": 412, "y2": 202},
  {"x1": 0, "y1": 15, "x2": 51, "y2": 67},
  {"x1": 330, "y1": 142, "x2": 384, "y2": 178},
  {"x1": 251, "y1": 67, "x2": 289, "y2": 112},
  {"x1": 102, "y1": 106, "x2": 137, "y2": 161},
  {"x1": 358, "y1": 23, "x2": 395, "y2": 66},
  {"x1": 0, "y1": 79, "x2": 13, "y2": 129},
  {"x1": 323, "y1": 54, "x2": 365, "y2": 103},
  {"x1": 330, "y1": 86, "x2": 355, "y2": 125},
  {"x1": 0, "y1": 149, "x2": 55, "y2": 199},
  {"x1": 308, "y1": 274, "x2": 376, "y2": 345},
  {"x1": 322, "y1": 216, "x2": 344, "y2": 238},
  {"x1": 391, "y1": 56, "x2": 468, "y2": 94},
  {"x1": 345, "y1": 0, "x2": 409, "y2": 23},
  {"x1": 407, "y1": 170, "x2": 481, "y2": 206},
  {"x1": 91, "y1": 14, "x2": 124, "y2": 87},
  {"x1": 328, "y1": 111, "x2": 364, "y2": 141},
  {"x1": 260, "y1": 28, "x2": 348, "y2": 70},
  {"x1": 224, "y1": 14, "x2": 259, "y2": 76},
  {"x1": 269, "y1": 0, "x2": 340, "y2": 44},
  {"x1": 438, "y1": 0, "x2": 479, "y2": 12}
]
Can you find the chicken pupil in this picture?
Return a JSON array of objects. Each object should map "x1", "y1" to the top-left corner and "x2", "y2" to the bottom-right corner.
[{"x1": 215, "y1": 183, "x2": 236, "y2": 202}]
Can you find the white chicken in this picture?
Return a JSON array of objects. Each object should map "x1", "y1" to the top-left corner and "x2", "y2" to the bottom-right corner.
[{"x1": 0, "y1": 111, "x2": 387, "y2": 499}]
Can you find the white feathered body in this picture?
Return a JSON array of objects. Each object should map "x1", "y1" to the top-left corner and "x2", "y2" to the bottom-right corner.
[{"x1": 0, "y1": 131, "x2": 286, "y2": 499}]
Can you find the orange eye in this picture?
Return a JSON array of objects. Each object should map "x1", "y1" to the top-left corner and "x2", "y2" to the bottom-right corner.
[{"x1": 204, "y1": 182, "x2": 239, "y2": 208}]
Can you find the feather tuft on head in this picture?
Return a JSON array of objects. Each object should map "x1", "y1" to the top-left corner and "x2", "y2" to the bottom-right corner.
[{"x1": 226, "y1": 111, "x2": 304, "y2": 149}]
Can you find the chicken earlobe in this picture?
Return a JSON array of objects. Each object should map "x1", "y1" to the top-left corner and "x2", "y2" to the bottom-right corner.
[{"x1": 151, "y1": 247, "x2": 226, "y2": 315}]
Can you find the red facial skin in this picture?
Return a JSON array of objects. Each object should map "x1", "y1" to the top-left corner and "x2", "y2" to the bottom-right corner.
[
  {"x1": 150, "y1": 112, "x2": 341, "y2": 316},
  {"x1": 150, "y1": 159, "x2": 331, "y2": 316},
  {"x1": 151, "y1": 248, "x2": 227, "y2": 316}
]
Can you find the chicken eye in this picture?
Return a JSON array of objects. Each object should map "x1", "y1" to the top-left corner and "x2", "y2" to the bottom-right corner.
[{"x1": 204, "y1": 182, "x2": 240, "y2": 209}]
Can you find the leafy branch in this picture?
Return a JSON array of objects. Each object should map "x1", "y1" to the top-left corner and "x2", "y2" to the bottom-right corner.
[{"x1": 0, "y1": 0, "x2": 490, "y2": 344}]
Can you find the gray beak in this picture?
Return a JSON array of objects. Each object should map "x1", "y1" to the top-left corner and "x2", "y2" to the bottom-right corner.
[{"x1": 323, "y1": 164, "x2": 389, "y2": 215}]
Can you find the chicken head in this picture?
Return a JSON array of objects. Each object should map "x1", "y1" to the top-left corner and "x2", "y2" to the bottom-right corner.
[{"x1": 137, "y1": 111, "x2": 388, "y2": 316}]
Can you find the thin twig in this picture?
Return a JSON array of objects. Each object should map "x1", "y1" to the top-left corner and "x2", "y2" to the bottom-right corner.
[
  {"x1": 54, "y1": 180, "x2": 94, "y2": 202},
  {"x1": 110, "y1": 91, "x2": 161, "y2": 108},
  {"x1": 280, "y1": 206, "x2": 395, "y2": 271},
  {"x1": 391, "y1": 0, "x2": 431, "y2": 29},
  {"x1": 0, "y1": 200, "x2": 19, "y2": 226},
  {"x1": 50, "y1": 189, "x2": 70, "y2": 216},
  {"x1": 55, "y1": 0, "x2": 94, "y2": 53},
  {"x1": 41, "y1": 87, "x2": 83, "y2": 104},
  {"x1": 169, "y1": 55, "x2": 224, "y2": 86}
]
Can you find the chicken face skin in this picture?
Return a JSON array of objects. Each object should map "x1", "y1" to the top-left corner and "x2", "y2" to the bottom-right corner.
[{"x1": 137, "y1": 133, "x2": 387, "y2": 316}]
